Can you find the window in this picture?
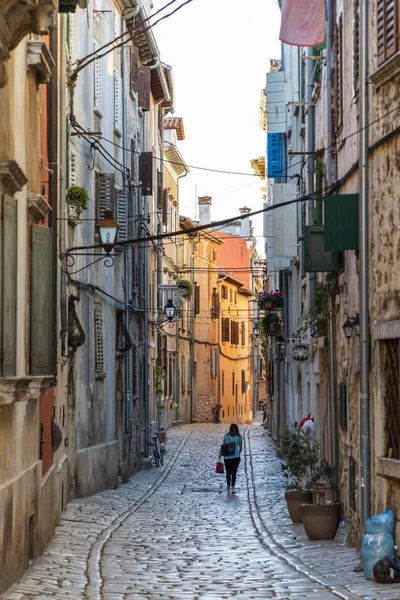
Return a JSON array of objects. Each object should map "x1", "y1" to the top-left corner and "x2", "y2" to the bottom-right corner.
[
  {"x1": 168, "y1": 354, "x2": 173, "y2": 397},
  {"x1": 95, "y1": 309, "x2": 105, "y2": 375},
  {"x1": 211, "y1": 288, "x2": 219, "y2": 320},
  {"x1": 95, "y1": 172, "x2": 115, "y2": 221},
  {"x1": 241, "y1": 370, "x2": 247, "y2": 394},
  {"x1": 230, "y1": 289, "x2": 233, "y2": 303},
  {"x1": 231, "y1": 321, "x2": 239, "y2": 345},
  {"x1": 234, "y1": 291, "x2": 237, "y2": 305},
  {"x1": 353, "y1": 0, "x2": 360, "y2": 94},
  {"x1": 377, "y1": 0, "x2": 399, "y2": 66},
  {"x1": 232, "y1": 372, "x2": 235, "y2": 396},
  {"x1": 221, "y1": 371, "x2": 225, "y2": 396},
  {"x1": 221, "y1": 285, "x2": 228, "y2": 300},
  {"x1": 181, "y1": 356, "x2": 186, "y2": 392},
  {"x1": 187, "y1": 358, "x2": 191, "y2": 391},
  {"x1": 94, "y1": 41, "x2": 103, "y2": 115},
  {"x1": 194, "y1": 285, "x2": 200, "y2": 315},
  {"x1": 382, "y1": 339, "x2": 400, "y2": 458},
  {"x1": 1, "y1": 195, "x2": 17, "y2": 376},
  {"x1": 241, "y1": 322, "x2": 246, "y2": 346},
  {"x1": 212, "y1": 249, "x2": 217, "y2": 262},
  {"x1": 129, "y1": 43, "x2": 139, "y2": 95},
  {"x1": 138, "y1": 66, "x2": 151, "y2": 111},
  {"x1": 339, "y1": 380, "x2": 348, "y2": 429},
  {"x1": 334, "y1": 15, "x2": 343, "y2": 133},
  {"x1": 222, "y1": 318, "x2": 230, "y2": 342},
  {"x1": 114, "y1": 69, "x2": 122, "y2": 132},
  {"x1": 210, "y1": 348, "x2": 217, "y2": 378}
]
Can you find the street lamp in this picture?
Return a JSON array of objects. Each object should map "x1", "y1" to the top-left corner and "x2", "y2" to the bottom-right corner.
[
  {"x1": 352, "y1": 313, "x2": 360, "y2": 336},
  {"x1": 164, "y1": 298, "x2": 176, "y2": 322},
  {"x1": 253, "y1": 321, "x2": 260, "y2": 338},
  {"x1": 342, "y1": 315, "x2": 354, "y2": 340},
  {"x1": 96, "y1": 209, "x2": 120, "y2": 254}
]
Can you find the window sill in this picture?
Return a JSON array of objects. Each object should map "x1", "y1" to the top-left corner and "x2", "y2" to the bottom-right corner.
[
  {"x1": 377, "y1": 457, "x2": 400, "y2": 480},
  {"x1": 0, "y1": 375, "x2": 54, "y2": 406},
  {"x1": 370, "y1": 53, "x2": 400, "y2": 89}
]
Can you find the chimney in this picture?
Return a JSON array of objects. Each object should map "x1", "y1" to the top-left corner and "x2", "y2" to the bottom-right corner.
[
  {"x1": 239, "y1": 206, "x2": 251, "y2": 238},
  {"x1": 198, "y1": 196, "x2": 212, "y2": 225}
]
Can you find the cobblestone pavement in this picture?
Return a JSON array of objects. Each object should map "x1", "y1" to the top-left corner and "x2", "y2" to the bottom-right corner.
[{"x1": 2, "y1": 423, "x2": 400, "y2": 600}]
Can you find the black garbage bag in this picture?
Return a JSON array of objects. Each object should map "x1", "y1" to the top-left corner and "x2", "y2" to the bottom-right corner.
[{"x1": 373, "y1": 554, "x2": 400, "y2": 583}]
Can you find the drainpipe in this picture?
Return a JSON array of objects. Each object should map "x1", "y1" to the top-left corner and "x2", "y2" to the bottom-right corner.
[
  {"x1": 359, "y1": 0, "x2": 371, "y2": 527},
  {"x1": 276, "y1": 341, "x2": 282, "y2": 442},
  {"x1": 326, "y1": 0, "x2": 339, "y2": 472},
  {"x1": 306, "y1": 47, "x2": 316, "y2": 306},
  {"x1": 48, "y1": 17, "x2": 58, "y2": 379}
]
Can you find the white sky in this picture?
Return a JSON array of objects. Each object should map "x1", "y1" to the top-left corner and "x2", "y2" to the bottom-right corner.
[{"x1": 154, "y1": 0, "x2": 282, "y2": 258}]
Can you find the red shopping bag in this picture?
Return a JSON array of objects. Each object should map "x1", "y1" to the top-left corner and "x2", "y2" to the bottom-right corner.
[{"x1": 216, "y1": 460, "x2": 224, "y2": 474}]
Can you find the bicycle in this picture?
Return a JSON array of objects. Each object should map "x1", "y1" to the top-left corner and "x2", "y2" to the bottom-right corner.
[{"x1": 149, "y1": 430, "x2": 164, "y2": 467}]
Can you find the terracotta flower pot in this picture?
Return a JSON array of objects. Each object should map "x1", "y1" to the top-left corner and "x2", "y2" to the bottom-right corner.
[
  {"x1": 284, "y1": 491, "x2": 313, "y2": 523},
  {"x1": 299, "y1": 503, "x2": 340, "y2": 540}
]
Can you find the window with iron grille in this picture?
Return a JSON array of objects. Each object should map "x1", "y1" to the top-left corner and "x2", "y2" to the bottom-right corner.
[
  {"x1": 241, "y1": 370, "x2": 246, "y2": 394},
  {"x1": 334, "y1": 15, "x2": 343, "y2": 133},
  {"x1": 222, "y1": 318, "x2": 230, "y2": 342},
  {"x1": 339, "y1": 380, "x2": 348, "y2": 429},
  {"x1": 231, "y1": 321, "x2": 239, "y2": 345},
  {"x1": 382, "y1": 339, "x2": 400, "y2": 458},
  {"x1": 241, "y1": 322, "x2": 246, "y2": 346},
  {"x1": 95, "y1": 309, "x2": 105, "y2": 375},
  {"x1": 377, "y1": 0, "x2": 399, "y2": 66}
]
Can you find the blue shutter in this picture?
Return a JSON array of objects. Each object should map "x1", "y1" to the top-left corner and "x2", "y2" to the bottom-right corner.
[{"x1": 267, "y1": 133, "x2": 283, "y2": 178}]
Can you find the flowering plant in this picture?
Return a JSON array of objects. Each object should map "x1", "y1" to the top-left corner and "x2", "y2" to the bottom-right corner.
[{"x1": 257, "y1": 289, "x2": 284, "y2": 308}]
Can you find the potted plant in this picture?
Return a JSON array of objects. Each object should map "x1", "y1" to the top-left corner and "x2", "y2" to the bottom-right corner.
[
  {"x1": 257, "y1": 289, "x2": 284, "y2": 310},
  {"x1": 176, "y1": 279, "x2": 193, "y2": 300},
  {"x1": 299, "y1": 459, "x2": 341, "y2": 540},
  {"x1": 279, "y1": 423, "x2": 319, "y2": 523},
  {"x1": 66, "y1": 185, "x2": 89, "y2": 224}
]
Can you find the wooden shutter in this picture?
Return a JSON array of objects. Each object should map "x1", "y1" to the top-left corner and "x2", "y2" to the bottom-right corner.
[
  {"x1": 162, "y1": 188, "x2": 169, "y2": 226},
  {"x1": 117, "y1": 189, "x2": 127, "y2": 242},
  {"x1": 94, "y1": 41, "x2": 103, "y2": 113},
  {"x1": 334, "y1": 15, "x2": 343, "y2": 132},
  {"x1": 222, "y1": 318, "x2": 230, "y2": 342},
  {"x1": 68, "y1": 13, "x2": 75, "y2": 62},
  {"x1": 231, "y1": 321, "x2": 239, "y2": 345},
  {"x1": 95, "y1": 309, "x2": 105, "y2": 374},
  {"x1": 210, "y1": 348, "x2": 218, "y2": 379},
  {"x1": 130, "y1": 44, "x2": 139, "y2": 94},
  {"x1": 138, "y1": 66, "x2": 151, "y2": 112},
  {"x1": 30, "y1": 225, "x2": 52, "y2": 375},
  {"x1": 1, "y1": 195, "x2": 17, "y2": 376},
  {"x1": 194, "y1": 285, "x2": 200, "y2": 315},
  {"x1": 241, "y1": 322, "x2": 246, "y2": 346},
  {"x1": 353, "y1": 0, "x2": 360, "y2": 93},
  {"x1": 157, "y1": 171, "x2": 163, "y2": 209},
  {"x1": 377, "y1": 0, "x2": 399, "y2": 65},
  {"x1": 241, "y1": 370, "x2": 246, "y2": 394},
  {"x1": 96, "y1": 172, "x2": 115, "y2": 220},
  {"x1": 139, "y1": 152, "x2": 153, "y2": 195},
  {"x1": 127, "y1": 190, "x2": 135, "y2": 239},
  {"x1": 114, "y1": 69, "x2": 122, "y2": 131},
  {"x1": 132, "y1": 346, "x2": 138, "y2": 396}
]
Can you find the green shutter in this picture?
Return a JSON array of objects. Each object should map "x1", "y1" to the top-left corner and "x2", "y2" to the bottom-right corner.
[
  {"x1": 1, "y1": 195, "x2": 17, "y2": 376},
  {"x1": 304, "y1": 226, "x2": 339, "y2": 272},
  {"x1": 324, "y1": 194, "x2": 359, "y2": 251},
  {"x1": 30, "y1": 225, "x2": 52, "y2": 375}
]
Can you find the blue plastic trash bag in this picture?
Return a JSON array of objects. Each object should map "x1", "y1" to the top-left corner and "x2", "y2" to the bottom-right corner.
[
  {"x1": 366, "y1": 508, "x2": 395, "y2": 538},
  {"x1": 362, "y1": 533, "x2": 395, "y2": 580}
]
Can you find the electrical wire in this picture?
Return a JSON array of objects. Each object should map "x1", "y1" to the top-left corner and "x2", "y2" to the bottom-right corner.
[{"x1": 143, "y1": 0, "x2": 195, "y2": 31}]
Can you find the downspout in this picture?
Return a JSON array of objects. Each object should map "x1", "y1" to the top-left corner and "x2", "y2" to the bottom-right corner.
[
  {"x1": 121, "y1": 12, "x2": 133, "y2": 463},
  {"x1": 176, "y1": 169, "x2": 189, "y2": 424},
  {"x1": 326, "y1": 0, "x2": 339, "y2": 472},
  {"x1": 48, "y1": 17, "x2": 58, "y2": 378},
  {"x1": 359, "y1": 0, "x2": 371, "y2": 527},
  {"x1": 306, "y1": 47, "x2": 316, "y2": 304}
]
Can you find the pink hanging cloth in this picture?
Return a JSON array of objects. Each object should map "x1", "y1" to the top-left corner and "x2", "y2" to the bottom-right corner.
[{"x1": 279, "y1": 0, "x2": 327, "y2": 47}]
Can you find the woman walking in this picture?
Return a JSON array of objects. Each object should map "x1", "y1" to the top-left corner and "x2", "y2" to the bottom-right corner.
[{"x1": 220, "y1": 424, "x2": 242, "y2": 494}]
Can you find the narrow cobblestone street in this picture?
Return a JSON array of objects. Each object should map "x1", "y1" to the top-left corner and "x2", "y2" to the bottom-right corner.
[{"x1": 2, "y1": 424, "x2": 400, "y2": 600}]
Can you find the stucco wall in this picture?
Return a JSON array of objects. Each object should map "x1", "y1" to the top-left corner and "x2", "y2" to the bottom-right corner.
[{"x1": 75, "y1": 440, "x2": 118, "y2": 497}]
